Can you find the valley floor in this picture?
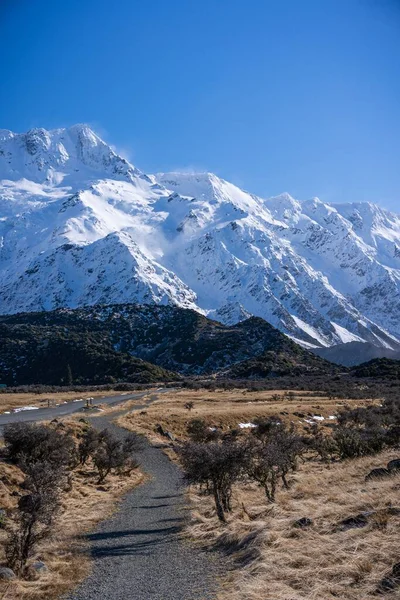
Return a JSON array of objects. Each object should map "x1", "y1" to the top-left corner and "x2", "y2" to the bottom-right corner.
[
  {"x1": 119, "y1": 388, "x2": 400, "y2": 600},
  {"x1": 118, "y1": 388, "x2": 380, "y2": 441},
  {"x1": 0, "y1": 387, "x2": 398, "y2": 600}
]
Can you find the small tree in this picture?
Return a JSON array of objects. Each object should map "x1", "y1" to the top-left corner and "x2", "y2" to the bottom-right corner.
[
  {"x1": 179, "y1": 440, "x2": 246, "y2": 522},
  {"x1": 246, "y1": 439, "x2": 286, "y2": 502},
  {"x1": 246, "y1": 419, "x2": 304, "y2": 501},
  {"x1": 6, "y1": 461, "x2": 61, "y2": 575}
]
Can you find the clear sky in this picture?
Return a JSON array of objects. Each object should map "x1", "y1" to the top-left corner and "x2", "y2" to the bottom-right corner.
[{"x1": 0, "y1": 0, "x2": 399, "y2": 210}]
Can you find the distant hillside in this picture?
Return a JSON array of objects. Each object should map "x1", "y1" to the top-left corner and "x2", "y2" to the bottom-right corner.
[
  {"x1": 0, "y1": 321, "x2": 177, "y2": 386},
  {"x1": 221, "y1": 345, "x2": 340, "y2": 379},
  {"x1": 350, "y1": 358, "x2": 400, "y2": 380},
  {"x1": 313, "y1": 341, "x2": 400, "y2": 367},
  {"x1": 0, "y1": 303, "x2": 339, "y2": 385}
]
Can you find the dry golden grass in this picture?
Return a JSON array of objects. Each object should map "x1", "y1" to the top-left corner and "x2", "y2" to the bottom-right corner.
[
  {"x1": 120, "y1": 388, "x2": 399, "y2": 600},
  {"x1": 0, "y1": 390, "x2": 128, "y2": 414},
  {"x1": 187, "y1": 450, "x2": 400, "y2": 600},
  {"x1": 118, "y1": 388, "x2": 379, "y2": 443},
  {"x1": 0, "y1": 418, "x2": 144, "y2": 600}
]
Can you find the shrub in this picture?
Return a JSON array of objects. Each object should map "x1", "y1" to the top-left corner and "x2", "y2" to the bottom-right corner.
[
  {"x1": 6, "y1": 461, "x2": 61, "y2": 575},
  {"x1": 4, "y1": 423, "x2": 77, "y2": 470},
  {"x1": 332, "y1": 426, "x2": 386, "y2": 459},
  {"x1": 93, "y1": 429, "x2": 139, "y2": 483},
  {"x1": 186, "y1": 419, "x2": 220, "y2": 443},
  {"x1": 307, "y1": 425, "x2": 338, "y2": 462},
  {"x1": 246, "y1": 419, "x2": 304, "y2": 501},
  {"x1": 179, "y1": 439, "x2": 246, "y2": 522},
  {"x1": 78, "y1": 427, "x2": 100, "y2": 465}
]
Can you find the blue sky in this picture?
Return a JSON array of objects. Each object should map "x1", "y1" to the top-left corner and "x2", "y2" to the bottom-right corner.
[{"x1": 1, "y1": 0, "x2": 399, "y2": 210}]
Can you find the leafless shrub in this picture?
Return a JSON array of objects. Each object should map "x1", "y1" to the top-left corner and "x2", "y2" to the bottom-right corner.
[
  {"x1": 93, "y1": 429, "x2": 139, "y2": 484},
  {"x1": 4, "y1": 422, "x2": 77, "y2": 470},
  {"x1": 307, "y1": 424, "x2": 338, "y2": 462},
  {"x1": 186, "y1": 418, "x2": 220, "y2": 443},
  {"x1": 179, "y1": 440, "x2": 246, "y2": 522},
  {"x1": 245, "y1": 420, "x2": 303, "y2": 502},
  {"x1": 78, "y1": 427, "x2": 100, "y2": 465},
  {"x1": 6, "y1": 461, "x2": 62, "y2": 575}
]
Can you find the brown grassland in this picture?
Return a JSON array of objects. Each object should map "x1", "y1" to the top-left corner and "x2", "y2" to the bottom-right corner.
[
  {"x1": 119, "y1": 388, "x2": 400, "y2": 600},
  {"x1": 118, "y1": 388, "x2": 380, "y2": 440},
  {"x1": 0, "y1": 418, "x2": 144, "y2": 600}
]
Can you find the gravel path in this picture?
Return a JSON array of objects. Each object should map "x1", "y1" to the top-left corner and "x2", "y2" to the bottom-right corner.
[
  {"x1": 0, "y1": 391, "x2": 151, "y2": 428},
  {"x1": 66, "y1": 403, "x2": 225, "y2": 600}
]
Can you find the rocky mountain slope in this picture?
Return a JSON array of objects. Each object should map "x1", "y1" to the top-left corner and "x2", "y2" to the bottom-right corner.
[
  {"x1": 1, "y1": 125, "x2": 399, "y2": 350},
  {"x1": 0, "y1": 304, "x2": 337, "y2": 385}
]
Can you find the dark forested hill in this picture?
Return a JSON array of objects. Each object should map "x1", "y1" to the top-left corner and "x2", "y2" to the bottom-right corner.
[
  {"x1": 0, "y1": 320, "x2": 177, "y2": 386},
  {"x1": 0, "y1": 303, "x2": 341, "y2": 385},
  {"x1": 350, "y1": 358, "x2": 400, "y2": 380}
]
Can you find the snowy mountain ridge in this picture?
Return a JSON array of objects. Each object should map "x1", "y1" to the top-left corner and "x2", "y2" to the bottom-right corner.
[{"x1": 1, "y1": 124, "x2": 399, "y2": 350}]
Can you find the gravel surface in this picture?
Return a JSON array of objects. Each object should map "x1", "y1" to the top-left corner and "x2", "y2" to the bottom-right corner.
[
  {"x1": 0, "y1": 392, "x2": 150, "y2": 428},
  {"x1": 66, "y1": 406, "x2": 225, "y2": 600}
]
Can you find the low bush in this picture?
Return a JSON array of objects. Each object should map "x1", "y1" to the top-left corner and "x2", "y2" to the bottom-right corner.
[
  {"x1": 179, "y1": 439, "x2": 247, "y2": 522},
  {"x1": 4, "y1": 422, "x2": 77, "y2": 470},
  {"x1": 187, "y1": 418, "x2": 220, "y2": 443},
  {"x1": 93, "y1": 429, "x2": 140, "y2": 483}
]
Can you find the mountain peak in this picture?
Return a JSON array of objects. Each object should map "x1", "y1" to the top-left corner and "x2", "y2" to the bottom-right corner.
[{"x1": 0, "y1": 124, "x2": 140, "y2": 185}]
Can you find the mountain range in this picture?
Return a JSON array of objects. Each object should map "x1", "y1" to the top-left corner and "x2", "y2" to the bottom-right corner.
[{"x1": 1, "y1": 124, "x2": 399, "y2": 356}]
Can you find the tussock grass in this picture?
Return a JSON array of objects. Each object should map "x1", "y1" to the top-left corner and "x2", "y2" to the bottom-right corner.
[
  {"x1": 187, "y1": 451, "x2": 400, "y2": 600},
  {"x1": 119, "y1": 388, "x2": 379, "y2": 442}
]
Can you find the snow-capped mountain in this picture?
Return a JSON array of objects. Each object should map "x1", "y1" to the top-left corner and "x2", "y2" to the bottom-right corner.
[{"x1": 1, "y1": 124, "x2": 399, "y2": 350}]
